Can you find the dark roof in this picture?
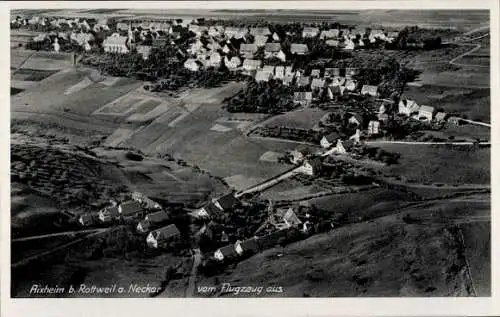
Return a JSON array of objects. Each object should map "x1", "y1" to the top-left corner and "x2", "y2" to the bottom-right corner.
[
  {"x1": 120, "y1": 200, "x2": 142, "y2": 215},
  {"x1": 257, "y1": 229, "x2": 289, "y2": 248},
  {"x1": 216, "y1": 193, "x2": 239, "y2": 210},
  {"x1": 103, "y1": 206, "x2": 119, "y2": 216},
  {"x1": 146, "y1": 211, "x2": 169, "y2": 223},
  {"x1": 152, "y1": 224, "x2": 180, "y2": 240},
  {"x1": 308, "y1": 158, "x2": 323, "y2": 171},
  {"x1": 238, "y1": 237, "x2": 260, "y2": 253},
  {"x1": 219, "y1": 244, "x2": 238, "y2": 258},
  {"x1": 205, "y1": 201, "x2": 222, "y2": 216}
]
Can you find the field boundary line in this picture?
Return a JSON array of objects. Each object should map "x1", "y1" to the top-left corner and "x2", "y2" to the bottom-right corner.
[{"x1": 457, "y1": 225, "x2": 478, "y2": 297}]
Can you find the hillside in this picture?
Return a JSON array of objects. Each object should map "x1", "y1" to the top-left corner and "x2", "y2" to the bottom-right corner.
[{"x1": 197, "y1": 194, "x2": 489, "y2": 297}]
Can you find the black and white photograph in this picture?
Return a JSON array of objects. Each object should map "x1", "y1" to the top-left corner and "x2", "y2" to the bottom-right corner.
[{"x1": 3, "y1": 1, "x2": 496, "y2": 310}]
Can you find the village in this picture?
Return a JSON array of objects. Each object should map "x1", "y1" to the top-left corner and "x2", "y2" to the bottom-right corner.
[{"x1": 10, "y1": 10, "x2": 491, "y2": 298}]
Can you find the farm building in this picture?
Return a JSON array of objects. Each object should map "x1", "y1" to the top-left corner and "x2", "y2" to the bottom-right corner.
[
  {"x1": 370, "y1": 29, "x2": 386, "y2": 40},
  {"x1": 435, "y1": 112, "x2": 447, "y2": 122},
  {"x1": 320, "y1": 29, "x2": 340, "y2": 39},
  {"x1": 243, "y1": 59, "x2": 262, "y2": 72},
  {"x1": 344, "y1": 39, "x2": 355, "y2": 50},
  {"x1": 213, "y1": 193, "x2": 240, "y2": 212},
  {"x1": 282, "y1": 208, "x2": 303, "y2": 228},
  {"x1": 207, "y1": 52, "x2": 222, "y2": 68},
  {"x1": 119, "y1": 200, "x2": 142, "y2": 218},
  {"x1": 291, "y1": 43, "x2": 309, "y2": 55},
  {"x1": 361, "y1": 85, "x2": 378, "y2": 96},
  {"x1": 302, "y1": 27, "x2": 320, "y2": 38},
  {"x1": 387, "y1": 31, "x2": 400, "y2": 41},
  {"x1": 301, "y1": 158, "x2": 323, "y2": 176},
  {"x1": 103, "y1": 33, "x2": 129, "y2": 53},
  {"x1": 293, "y1": 91, "x2": 313, "y2": 106},
  {"x1": 78, "y1": 214, "x2": 94, "y2": 226},
  {"x1": 325, "y1": 68, "x2": 340, "y2": 77},
  {"x1": 368, "y1": 120, "x2": 381, "y2": 135},
  {"x1": 448, "y1": 116, "x2": 462, "y2": 125},
  {"x1": 98, "y1": 206, "x2": 119, "y2": 223},
  {"x1": 224, "y1": 56, "x2": 242, "y2": 70},
  {"x1": 418, "y1": 105, "x2": 436, "y2": 121},
  {"x1": 264, "y1": 43, "x2": 282, "y2": 59},
  {"x1": 255, "y1": 70, "x2": 273, "y2": 82},
  {"x1": 184, "y1": 58, "x2": 203, "y2": 71},
  {"x1": 320, "y1": 132, "x2": 341, "y2": 148},
  {"x1": 398, "y1": 99, "x2": 420, "y2": 116},
  {"x1": 240, "y1": 43, "x2": 258, "y2": 58},
  {"x1": 214, "y1": 244, "x2": 239, "y2": 261},
  {"x1": 146, "y1": 224, "x2": 181, "y2": 248},
  {"x1": 327, "y1": 85, "x2": 347, "y2": 98},
  {"x1": 235, "y1": 237, "x2": 260, "y2": 256},
  {"x1": 145, "y1": 210, "x2": 170, "y2": 224}
]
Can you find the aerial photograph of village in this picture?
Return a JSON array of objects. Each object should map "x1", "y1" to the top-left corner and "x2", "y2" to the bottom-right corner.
[{"x1": 9, "y1": 8, "x2": 490, "y2": 298}]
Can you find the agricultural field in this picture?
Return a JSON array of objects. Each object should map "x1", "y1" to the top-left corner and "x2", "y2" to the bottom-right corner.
[
  {"x1": 260, "y1": 108, "x2": 329, "y2": 131},
  {"x1": 375, "y1": 144, "x2": 490, "y2": 185}
]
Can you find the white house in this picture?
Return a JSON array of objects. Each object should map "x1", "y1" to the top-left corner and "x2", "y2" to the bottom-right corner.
[
  {"x1": 255, "y1": 70, "x2": 273, "y2": 82},
  {"x1": 344, "y1": 39, "x2": 355, "y2": 50},
  {"x1": 146, "y1": 224, "x2": 180, "y2": 248},
  {"x1": 302, "y1": 27, "x2": 320, "y2": 38},
  {"x1": 103, "y1": 33, "x2": 129, "y2": 54},
  {"x1": 398, "y1": 99, "x2": 420, "y2": 116},
  {"x1": 243, "y1": 59, "x2": 262, "y2": 72},
  {"x1": 320, "y1": 132, "x2": 340, "y2": 148},
  {"x1": 290, "y1": 43, "x2": 309, "y2": 55},
  {"x1": 184, "y1": 58, "x2": 203, "y2": 71},
  {"x1": 98, "y1": 206, "x2": 119, "y2": 223},
  {"x1": 368, "y1": 120, "x2": 380, "y2": 135},
  {"x1": 361, "y1": 85, "x2": 378, "y2": 96},
  {"x1": 254, "y1": 35, "x2": 268, "y2": 47},
  {"x1": 300, "y1": 158, "x2": 323, "y2": 176},
  {"x1": 214, "y1": 244, "x2": 238, "y2": 261},
  {"x1": 224, "y1": 56, "x2": 242, "y2": 70},
  {"x1": 235, "y1": 237, "x2": 260, "y2": 256},
  {"x1": 78, "y1": 214, "x2": 94, "y2": 226},
  {"x1": 418, "y1": 105, "x2": 435, "y2": 121},
  {"x1": 274, "y1": 66, "x2": 285, "y2": 80},
  {"x1": 345, "y1": 80, "x2": 358, "y2": 91}
]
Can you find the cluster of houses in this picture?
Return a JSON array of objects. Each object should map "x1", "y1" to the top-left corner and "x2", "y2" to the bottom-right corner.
[
  {"x1": 77, "y1": 192, "x2": 183, "y2": 250},
  {"x1": 211, "y1": 202, "x2": 327, "y2": 262}
]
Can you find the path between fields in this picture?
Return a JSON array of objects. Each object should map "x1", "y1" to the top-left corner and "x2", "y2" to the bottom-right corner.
[
  {"x1": 235, "y1": 166, "x2": 304, "y2": 197},
  {"x1": 186, "y1": 248, "x2": 202, "y2": 297},
  {"x1": 12, "y1": 228, "x2": 111, "y2": 268}
]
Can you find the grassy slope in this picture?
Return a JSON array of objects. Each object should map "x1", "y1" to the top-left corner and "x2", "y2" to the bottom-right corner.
[{"x1": 201, "y1": 194, "x2": 489, "y2": 297}]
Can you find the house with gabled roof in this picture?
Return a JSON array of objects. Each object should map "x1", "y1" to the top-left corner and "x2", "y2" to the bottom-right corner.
[
  {"x1": 311, "y1": 78, "x2": 326, "y2": 92},
  {"x1": 118, "y1": 200, "x2": 142, "y2": 218},
  {"x1": 225, "y1": 26, "x2": 247, "y2": 39},
  {"x1": 235, "y1": 237, "x2": 260, "y2": 256},
  {"x1": 242, "y1": 59, "x2": 262, "y2": 72},
  {"x1": 224, "y1": 56, "x2": 242, "y2": 70},
  {"x1": 297, "y1": 76, "x2": 311, "y2": 87},
  {"x1": 240, "y1": 43, "x2": 258, "y2": 58},
  {"x1": 291, "y1": 43, "x2": 309, "y2": 55},
  {"x1": 320, "y1": 29, "x2": 340, "y2": 40},
  {"x1": 79, "y1": 213, "x2": 94, "y2": 226},
  {"x1": 310, "y1": 69, "x2": 321, "y2": 78},
  {"x1": 184, "y1": 58, "x2": 203, "y2": 71},
  {"x1": 326, "y1": 39, "x2": 340, "y2": 47},
  {"x1": 302, "y1": 26, "x2": 320, "y2": 38},
  {"x1": 301, "y1": 158, "x2": 323, "y2": 176},
  {"x1": 264, "y1": 42, "x2": 282, "y2": 59},
  {"x1": 274, "y1": 66, "x2": 285, "y2": 80},
  {"x1": 214, "y1": 244, "x2": 239, "y2": 261},
  {"x1": 293, "y1": 91, "x2": 313, "y2": 106},
  {"x1": 146, "y1": 224, "x2": 181, "y2": 248},
  {"x1": 320, "y1": 132, "x2": 341, "y2": 148},
  {"x1": 254, "y1": 35, "x2": 268, "y2": 47},
  {"x1": 255, "y1": 70, "x2": 273, "y2": 82},
  {"x1": 345, "y1": 79, "x2": 358, "y2": 92},
  {"x1": 325, "y1": 68, "x2": 340, "y2": 78},
  {"x1": 435, "y1": 112, "x2": 447, "y2": 122},
  {"x1": 99, "y1": 206, "x2": 119, "y2": 223},
  {"x1": 213, "y1": 193, "x2": 240, "y2": 212},
  {"x1": 418, "y1": 105, "x2": 435, "y2": 121},
  {"x1": 103, "y1": 33, "x2": 129, "y2": 53},
  {"x1": 250, "y1": 27, "x2": 271, "y2": 36},
  {"x1": 398, "y1": 99, "x2": 420, "y2": 116},
  {"x1": 361, "y1": 84, "x2": 378, "y2": 96},
  {"x1": 368, "y1": 120, "x2": 381, "y2": 135}
]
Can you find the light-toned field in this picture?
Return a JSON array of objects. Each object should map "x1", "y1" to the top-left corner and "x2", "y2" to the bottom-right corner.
[{"x1": 261, "y1": 108, "x2": 329, "y2": 130}]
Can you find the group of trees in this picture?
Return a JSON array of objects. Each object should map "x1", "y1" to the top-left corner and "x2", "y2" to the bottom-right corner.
[{"x1": 224, "y1": 79, "x2": 296, "y2": 114}]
